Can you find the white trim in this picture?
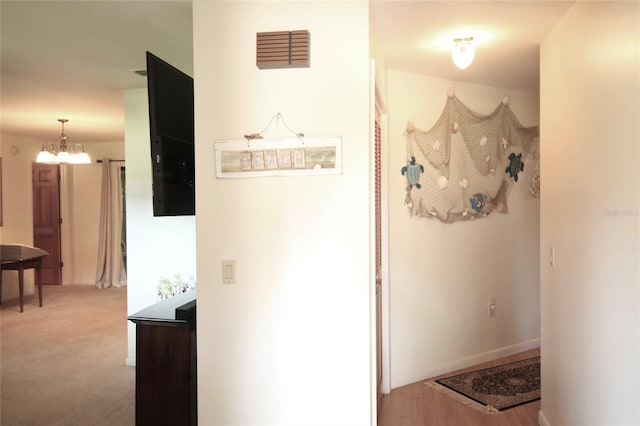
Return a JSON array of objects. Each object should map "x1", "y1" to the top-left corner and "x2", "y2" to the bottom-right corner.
[
  {"x1": 125, "y1": 357, "x2": 136, "y2": 367},
  {"x1": 538, "y1": 409, "x2": 551, "y2": 426},
  {"x1": 371, "y1": 58, "x2": 393, "y2": 426},
  {"x1": 369, "y1": 58, "x2": 378, "y2": 426},
  {"x1": 396, "y1": 338, "x2": 541, "y2": 388},
  {"x1": 59, "y1": 164, "x2": 72, "y2": 285}
]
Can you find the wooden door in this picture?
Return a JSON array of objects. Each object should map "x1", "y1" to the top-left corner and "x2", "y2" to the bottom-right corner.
[
  {"x1": 32, "y1": 163, "x2": 62, "y2": 285},
  {"x1": 375, "y1": 106, "x2": 383, "y2": 416}
]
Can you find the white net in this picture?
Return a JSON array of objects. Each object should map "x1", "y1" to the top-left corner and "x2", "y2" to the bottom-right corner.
[{"x1": 403, "y1": 92, "x2": 538, "y2": 223}]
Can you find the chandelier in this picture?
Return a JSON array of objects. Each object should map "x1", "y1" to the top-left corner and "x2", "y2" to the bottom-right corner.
[{"x1": 36, "y1": 119, "x2": 91, "y2": 164}]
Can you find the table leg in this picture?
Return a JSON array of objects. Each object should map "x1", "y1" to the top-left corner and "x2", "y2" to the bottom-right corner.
[
  {"x1": 36, "y1": 263, "x2": 43, "y2": 307},
  {"x1": 18, "y1": 266, "x2": 24, "y2": 313}
]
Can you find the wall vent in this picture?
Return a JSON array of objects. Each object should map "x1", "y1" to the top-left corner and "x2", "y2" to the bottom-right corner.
[{"x1": 256, "y1": 30, "x2": 310, "y2": 69}]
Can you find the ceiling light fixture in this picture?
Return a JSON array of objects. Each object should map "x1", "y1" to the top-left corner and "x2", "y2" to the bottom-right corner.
[
  {"x1": 451, "y1": 37, "x2": 475, "y2": 70},
  {"x1": 36, "y1": 119, "x2": 90, "y2": 164}
]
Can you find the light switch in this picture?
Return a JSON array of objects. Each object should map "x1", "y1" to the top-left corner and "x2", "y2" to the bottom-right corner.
[{"x1": 222, "y1": 260, "x2": 236, "y2": 284}]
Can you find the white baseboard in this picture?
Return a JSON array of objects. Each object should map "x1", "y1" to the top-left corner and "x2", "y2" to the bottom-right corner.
[
  {"x1": 396, "y1": 338, "x2": 540, "y2": 388},
  {"x1": 538, "y1": 410, "x2": 550, "y2": 426}
]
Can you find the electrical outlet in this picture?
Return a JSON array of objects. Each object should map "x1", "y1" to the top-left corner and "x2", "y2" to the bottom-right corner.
[{"x1": 488, "y1": 297, "x2": 497, "y2": 317}]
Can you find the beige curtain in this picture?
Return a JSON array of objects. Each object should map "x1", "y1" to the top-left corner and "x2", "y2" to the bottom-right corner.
[{"x1": 95, "y1": 159, "x2": 127, "y2": 288}]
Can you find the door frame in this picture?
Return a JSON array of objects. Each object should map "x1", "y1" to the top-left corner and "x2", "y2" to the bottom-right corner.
[
  {"x1": 370, "y1": 60, "x2": 391, "y2": 423},
  {"x1": 375, "y1": 82, "x2": 391, "y2": 397},
  {"x1": 31, "y1": 162, "x2": 62, "y2": 285}
]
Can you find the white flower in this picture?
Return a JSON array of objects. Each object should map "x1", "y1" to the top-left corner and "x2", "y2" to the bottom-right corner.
[{"x1": 157, "y1": 274, "x2": 195, "y2": 300}]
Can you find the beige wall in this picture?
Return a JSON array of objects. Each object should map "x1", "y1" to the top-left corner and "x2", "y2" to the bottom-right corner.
[
  {"x1": 540, "y1": 2, "x2": 639, "y2": 425},
  {"x1": 193, "y1": 1, "x2": 372, "y2": 424},
  {"x1": 387, "y1": 71, "x2": 541, "y2": 388},
  {"x1": 1, "y1": 134, "x2": 41, "y2": 300}
]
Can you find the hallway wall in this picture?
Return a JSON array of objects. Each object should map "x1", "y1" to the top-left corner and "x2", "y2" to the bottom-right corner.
[
  {"x1": 387, "y1": 71, "x2": 541, "y2": 388},
  {"x1": 539, "y1": 2, "x2": 640, "y2": 424}
]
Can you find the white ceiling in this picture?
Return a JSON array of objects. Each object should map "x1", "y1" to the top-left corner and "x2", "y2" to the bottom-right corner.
[
  {"x1": 1, "y1": 1, "x2": 193, "y2": 143},
  {"x1": 1, "y1": 1, "x2": 573, "y2": 145},
  {"x1": 371, "y1": 1, "x2": 574, "y2": 92}
]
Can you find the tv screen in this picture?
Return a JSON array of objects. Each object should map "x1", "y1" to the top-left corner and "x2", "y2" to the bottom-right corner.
[{"x1": 146, "y1": 51, "x2": 195, "y2": 216}]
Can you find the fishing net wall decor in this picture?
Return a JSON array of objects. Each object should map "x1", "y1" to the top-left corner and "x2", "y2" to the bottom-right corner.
[{"x1": 402, "y1": 89, "x2": 539, "y2": 223}]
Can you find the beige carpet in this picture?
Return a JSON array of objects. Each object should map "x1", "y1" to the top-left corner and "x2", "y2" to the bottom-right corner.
[{"x1": 1, "y1": 284, "x2": 134, "y2": 425}]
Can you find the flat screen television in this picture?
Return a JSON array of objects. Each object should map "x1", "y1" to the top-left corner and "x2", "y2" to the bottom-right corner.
[{"x1": 146, "y1": 51, "x2": 195, "y2": 216}]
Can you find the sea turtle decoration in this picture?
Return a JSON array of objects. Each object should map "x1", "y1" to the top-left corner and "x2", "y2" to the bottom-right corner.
[
  {"x1": 401, "y1": 156, "x2": 424, "y2": 189},
  {"x1": 505, "y1": 152, "x2": 525, "y2": 182},
  {"x1": 469, "y1": 193, "x2": 487, "y2": 212}
]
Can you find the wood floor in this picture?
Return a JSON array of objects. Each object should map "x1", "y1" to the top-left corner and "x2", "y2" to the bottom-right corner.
[{"x1": 378, "y1": 349, "x2": 540, "y2": 426}]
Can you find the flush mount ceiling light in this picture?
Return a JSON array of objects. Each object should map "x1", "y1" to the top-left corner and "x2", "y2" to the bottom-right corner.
[
  {"x1": 36, "y1": 119, "x2": 91, "y2": 164},
  {"x1": 451, "y1": 37, "x2": 475, "y2": 70}
]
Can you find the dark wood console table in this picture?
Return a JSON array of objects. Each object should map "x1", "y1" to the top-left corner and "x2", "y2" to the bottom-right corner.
[
  {"x1": 0, "y1": 244, "x2": 49, "y2": 312},
  {"x1": 128, "y1": 292, "x2": 197, "y2": 426}
]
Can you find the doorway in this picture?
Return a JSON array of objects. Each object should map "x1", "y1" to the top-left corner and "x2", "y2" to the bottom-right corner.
[
  {"x1": 32, "y1": 163, "x2": 62, "y2": 285},
  {"x1": 373, "y1": 83, "x2": 391, "y2": 422}
]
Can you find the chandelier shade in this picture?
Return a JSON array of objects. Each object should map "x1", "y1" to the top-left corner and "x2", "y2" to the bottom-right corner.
[
  {"x1": 36, "y1": 119, "x2": 91, "y2": 164},
  {"x1": 451, "y1": 37, "x2": 475, "y2": 70}
]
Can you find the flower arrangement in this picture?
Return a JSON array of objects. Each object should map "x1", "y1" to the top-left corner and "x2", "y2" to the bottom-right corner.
[{"x1": 157, "y1": 274, "x2": 195, "y2": 300}]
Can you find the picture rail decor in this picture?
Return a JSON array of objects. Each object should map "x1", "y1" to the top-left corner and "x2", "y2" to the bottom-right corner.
[{"x1": 214, "y1": 137, "x2": 342, "y2": 178}]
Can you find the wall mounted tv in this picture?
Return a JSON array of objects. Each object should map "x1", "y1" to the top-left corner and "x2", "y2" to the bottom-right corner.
[{"x1": 146, "y1": 51, "x2": 195, "y2": 216}]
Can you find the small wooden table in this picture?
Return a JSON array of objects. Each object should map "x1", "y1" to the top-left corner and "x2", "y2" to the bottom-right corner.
[{"x1": 0, "y1": 244, "x2": 49, "y2": 312}]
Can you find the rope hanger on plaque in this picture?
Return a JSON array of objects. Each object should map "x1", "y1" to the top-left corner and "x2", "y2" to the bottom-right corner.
[{"x1": 244, "y1": 112, "x2": 305, "y2": 144}]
